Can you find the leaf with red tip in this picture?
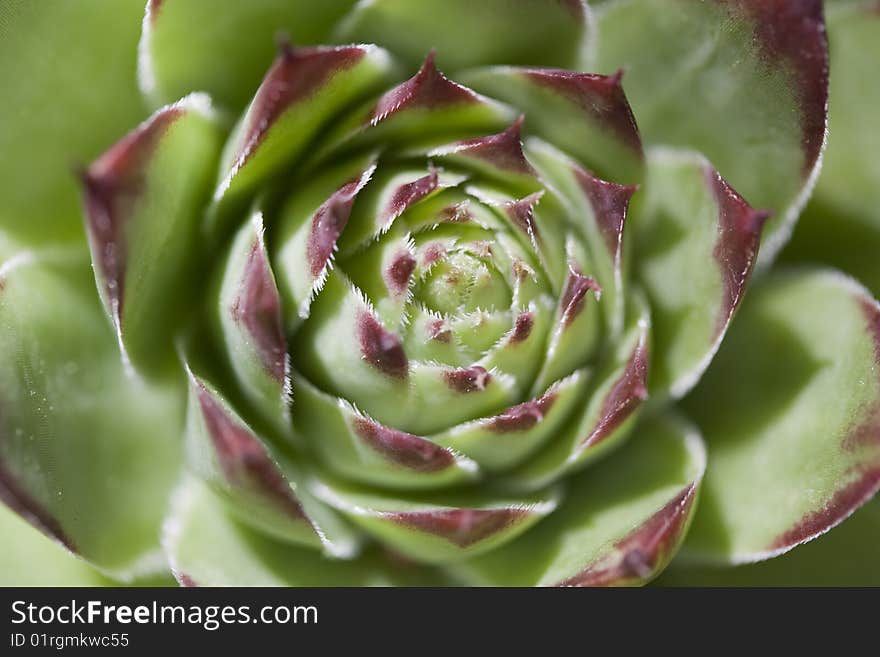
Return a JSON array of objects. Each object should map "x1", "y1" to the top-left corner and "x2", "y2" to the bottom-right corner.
[
  {"x1": 531, "y1": 263, "x2": 603, "y2": 393},
  {"x1": 430, "y1": 369, "x2": 590, "y2": 472},
  {"x1": 310, "y1": 475, "x2": 559, "y2": 564},
  {"x1": 428, "y1": 117, "x2": 542, "y2": 194},
  {"x1": 461, "y1": 67, "x2": 643, "y2": 184},
  {"x1": 783, "y1": 3, "x2": 880, "y2": 297},
  {"x1": 526, "y1": 139, "x2": 636, "y2": 337},
  {"x1": 455, "y1": 412, "x2": 705, "y2": 586},
  {"x1": 657, "y1": 498, "x2": 880, "y2": 587},
  {"x1": 0, "y1": 245, "x2": 183, "y2": 580},
  {"x1": 215, "y1": 212, "x2": 290, "y2": 437},
  {"x1": 632, "y1": 149, "x2": 767, "y2": 398},
  {"x1": 509, "y1": 293, "x2": 650, "y2": 490},
  {"x1": 210, "y1": 44, "x2": 391, "y2": 229},
  {"x1": 681, "y1": 268, "x2": 880, "y2": 563},
  {"x1": 334, "y1": 164, "x2": 465, "y2": 258},
  {"x1": 163, "y1": 476, "x2": 451, "y2": 586},
  {"x1": 184, "y1": 370, "x2": 356, "y2": 556},
  {"x1": 80, "y1": 94, "x2": 223, "y2": 375},
  {"x1": 593, "y1": 0, "x2": 828, "y2": 263},
  {"x1": 336, "y1": 0, "x2": 591, "y2": 72},
  {"x1": 139, "y1": 0, "x2": 357, "y2": 110},
  {"x1": 274, "y1": 156, "x2": 377, "y2": 330},
  {"x1": 314, "y1": 53, "x2": 517, "y2": 164},
  {"x1": 475, "y1": 300, "x2": 556, "y2": 400},
  {"x1": 291, "y1": 377, "x2": 479, "y2": 490}
]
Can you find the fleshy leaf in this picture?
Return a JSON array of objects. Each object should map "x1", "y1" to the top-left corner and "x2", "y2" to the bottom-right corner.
[
  {"x1": 336, "y1": 0, "x2": 591, "y2": 72},
  {"x1": 292, "y1": 376, "x2": 480, "y2": 490},
  {"x1": 184, "y1": 370, "x2": 357, "y2": 557},
  {"x1": 0, "y1": 0, "x2": 146, "y2": 245},
  {"x1": 454, "y1": 412, "x2": 706, "y2": 586},
  {"x1": 312, "y1": 53, "x2": 516, "y2": 163},
  {"x1": 311, "y1": 475, "x2": 559, "y2": 564},
  {"x1": 461, "y1": 68, "x2": 643, "y2": 184},
  {"x1": 681, "y1": 268, "x2": 880, "y2": 563},
  {"x1": 139, "y1": 0, "x2": 358, "y2": 110},
  {"x1": 215, "y1": 211, "x2": 291, "y2": 436},
  {"x1": 0, "y1": 502, "x2": 114, "y2": 586},
  {"x1": 632, "y1": 148, "x2": 767, "y2": 398},
  {"x1": 0, "y1": 244, "x2": 183, "y2": 580},
  {"x1": 782, "y1": 2, "x2": 880, "y2": 297},
  {"x1": 508, "y1": 293, "x2": 650, "y2": 490},
  {"x1": 593, "y1": 0, "x2": 828, "y2": 263},
  {"x1": 430, "y1": 369, "x2": 590, "y2": 472},
  {"x1": 526, "y1": 139, "x2": 636, "y2": 338},
  {"x1": 274, "y1": 156, "x2": 377, "y2": 331},
  {"x1": 657, "y1": 498, "x2": 880, "y2": 587},
  {"x1": 80, "y1": 94, "x2": 224, "y2": 375},
  {"x1": 163, "y1": 476, "x2": 448, "y2": 586},
  {"x1": 210, "y1": 44, "x2": 391, "y2": 230}
]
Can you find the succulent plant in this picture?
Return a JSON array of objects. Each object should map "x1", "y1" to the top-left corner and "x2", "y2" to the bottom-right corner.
[{"x1": 0, "y1": 0, "x2": 878, "y2": 586}]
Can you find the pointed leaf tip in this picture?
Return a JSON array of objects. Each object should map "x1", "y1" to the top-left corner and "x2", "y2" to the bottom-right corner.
[
  {"x1": 80, "y1": 105, "x2": 183, "y2": 323},
  {"x1": 557, "y1": 483, "x2": 698, "y2": 587},
  {"x1": 307, "y1": 165, "x2": 375, "y2": 277},
  {"x1": 188, "y1": 375, "x2": 308, "y2": 525},
  {"x1": 573, "y1": 166, "x2": 637, "y2": 258},
  {"x1": 431, "y1": 116, "x2": 536, "y2": 176},
  {"x1": 560, "y1": 269, "x2": 602, "y2": 328},
  {"x1": 357, "y1": 310, "x2": 409, "y2": 379},
  {"x1": 231, "y1": 230, "x2": 288, "y2": 384},
  {"x1": 233, "y1": 45, "x2": 372, "y2": 172},
  {"x1": 369, "y1": 51, "x2": 479, "y2": 126},
  {"x1": 706, "y1": 165, "x2": 770, "y2": 336},
  {"x1": 521, "y1": 68, "x2": 643, "y2": 157},
  {"x1": 582, "y1": 328, "x2": 649, "y2": 449}
]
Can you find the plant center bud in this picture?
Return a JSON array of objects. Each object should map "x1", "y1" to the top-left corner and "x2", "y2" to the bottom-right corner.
[{"x1": 417, "y1": 251, "x2": 511, "y2": 314}]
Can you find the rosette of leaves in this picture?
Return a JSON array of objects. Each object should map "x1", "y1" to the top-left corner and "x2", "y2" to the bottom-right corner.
[{"x1": 1, "y1": 0, "x2": 877, "y2": 587}]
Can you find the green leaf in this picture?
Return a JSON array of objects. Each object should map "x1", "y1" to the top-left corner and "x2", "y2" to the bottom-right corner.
[
  {"x1": 0, "y1": 503, "x2": 114, "y2": 586},
  {"x1": 81, "y1": 94, "x2": 224, "y2": 376},
  {"x1": 336, "y1": 0, "x2": 591, "y2": 72},
  {"x1": 214, "y1": 211, "x2": 291, "y2": 437},
  {"x1": 163, "y1": 476, "x2": 448, "y2": 586},
  {"x1": 782, "y1": 2, "x2": 880, "y2": 297},
  {"x1": 593, "y1": 0, "x2": 828, "y2": 264},
  {"x1": 657, "y1": 498, "x2": 880, "y2": 587},
  {"x1": 460, "y1": 68, "x2": 643, "y2": 184},
  {"x1": 454, "y1": 412, "x2": 706, "y2": 586},
  {"x1": 0, "y1": 0, "x2": 146, "y2": 245},
  {"x1": 183, "y1": 369, "x2": 357, "y2": 557},
  {"x1": 0, "y1": 242, "x2": 183, "y2": 581},
  {"x1": 311, "y1": 53, "x2": 517, "y2": 165},
  {"x1": 507, "y1": 292, "x2": 650, "y2": 490},
  {"x1": 430, "y1": 369, "x2": 590, "y2": 473},
  {"x1": 139, "y1": 0, "x2": 358, "y2": 110},
  {"x1": 525, "y1": 138, "x2": 636, "y2": 340},
  {"x1": 681, "y1": 268, "x2": 880, "y2": 563},
  {"x1": 632, "y1": 148, "x2": 767, "y2": 398},
  {"x1": 292, "y1": 375, "x2": 481, "y2": 490},
  {"x1": 210, "y1": 44, "x2": 392, "y2": 232},
  {"x1": 311, "y1": 473, "x2": 559, "y2": 564}
]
